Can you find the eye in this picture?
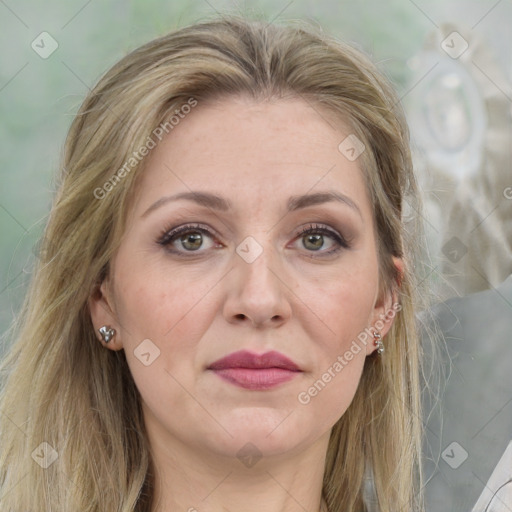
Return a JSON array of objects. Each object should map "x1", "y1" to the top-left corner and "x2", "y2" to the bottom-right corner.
[
  {"x1": 157, "y1": 222, "x2": 350, "y2": 257},
  {"x1": 294, "y1": 223, "x2": 349, "y2": 256},
  {"x1": 157, "y1": 223, "x2": 220, "y2": 254}
]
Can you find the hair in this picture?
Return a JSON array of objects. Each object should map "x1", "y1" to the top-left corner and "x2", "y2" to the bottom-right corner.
[{"x1": 0, "y1": 14, "x2": 426, "y2": 512}]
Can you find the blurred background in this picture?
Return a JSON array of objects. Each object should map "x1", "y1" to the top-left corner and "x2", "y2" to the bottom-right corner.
[{"x1": 1, "y1": 1, "x2": 511, "y2": 510}]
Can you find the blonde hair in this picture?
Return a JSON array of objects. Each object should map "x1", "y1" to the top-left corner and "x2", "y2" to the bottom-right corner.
[{"x1": 0, "y1": 15, "x2": 425, "y2": 512}]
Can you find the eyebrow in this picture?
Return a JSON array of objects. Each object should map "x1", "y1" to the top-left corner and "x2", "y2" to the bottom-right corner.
[{"x1": 141, "y1": 190, "x2": 362, "y2": 218}]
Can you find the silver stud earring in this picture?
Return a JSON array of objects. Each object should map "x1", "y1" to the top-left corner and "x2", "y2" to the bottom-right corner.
[
  {"x1": 98, "y1": 325, "x2": 116, "y2": 344},
  {"x1": 373, "y1": 331, "x2": 384, "y2": 354}
]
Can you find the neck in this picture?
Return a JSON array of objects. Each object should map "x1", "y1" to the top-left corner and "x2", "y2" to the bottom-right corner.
[{"x1": 148, "y1": 431, "x2": 331, "y2": 512}]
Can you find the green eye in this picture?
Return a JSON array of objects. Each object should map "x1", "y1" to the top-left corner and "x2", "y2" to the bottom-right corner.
[
  {"x1": 179, "y1": 232, "x2": 203, "y2": 251},
  {"x1": 158, "y1": 224, "x2": 217, "y2": 254},
  {"x1": 302, "y1": 233, "x2": 324, "y2": 251},
  {"x1": 158, "y1": 222, "x2": 349, "y2": 258},
  {"x1": 296, "y1": 224, "x2": 349, "y2": 256}
]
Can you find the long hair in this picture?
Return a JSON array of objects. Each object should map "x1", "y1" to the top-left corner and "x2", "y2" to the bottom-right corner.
[{"x1": 0, "y1": 15, "x2": 425, "y2": 511}]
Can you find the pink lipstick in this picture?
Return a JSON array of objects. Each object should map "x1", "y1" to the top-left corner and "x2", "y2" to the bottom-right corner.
[{"x1": 207, "y1": 350, "x2": 302, "y2": 390}]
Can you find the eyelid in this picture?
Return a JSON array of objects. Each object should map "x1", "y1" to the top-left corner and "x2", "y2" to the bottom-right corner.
[
  {"x1": 291, "y1": 223, "x2": 350, "y2": 257},
  {"x1": 157, "y1": 223, "x2": 220, "y2": 248},
  {"x1": 157, "y1": 221, "x2": 351, "y2": 256},
  {"x1": 295, "y1": 223, "x2": 349, "y2": 246}
]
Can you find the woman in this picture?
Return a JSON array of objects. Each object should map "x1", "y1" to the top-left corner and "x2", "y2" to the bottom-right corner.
[{"x1": 0, "y1": 15, "x2": 425, "y2": 512}]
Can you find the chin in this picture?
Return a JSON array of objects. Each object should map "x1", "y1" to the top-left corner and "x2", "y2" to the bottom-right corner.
[{"x1": 204, "y1": 408, "x2": 314, "y2": 458}]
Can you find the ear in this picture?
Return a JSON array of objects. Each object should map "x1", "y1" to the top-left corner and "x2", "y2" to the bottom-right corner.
[
  {"x1": 366, "y1": 256, "x2": 403, "y2": 355},
  {"x1": 89, "y1": 278, "x2": 124, "y2": 351}
]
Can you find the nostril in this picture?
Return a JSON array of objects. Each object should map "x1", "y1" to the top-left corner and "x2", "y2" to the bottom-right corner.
[{"x1": 235, "y1": 314, "x2": 246, "y2": 320}]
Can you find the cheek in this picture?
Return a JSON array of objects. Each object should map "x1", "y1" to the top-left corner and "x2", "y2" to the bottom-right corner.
[
  {"x1": 114, "y1": 257, "x2": 219, "y2": 342},
  {"x1": 328, "y1": 283, "x2": 375, "y2": 343},
  {"x1": 111, "y1": 262, "x2": 220, "y2": 421},
  {"x1": 293, "y1": 260, "x2": 378, "y2": 427},
  {"x1": 302, "y1": 257, "x2": 379, "y2": 351},
  {"x1": 111, "y1": 256, "x2": 224, "y2": 403},
  {"x1": 295, "y1": 314, "x2": 368, "y2": 439}
]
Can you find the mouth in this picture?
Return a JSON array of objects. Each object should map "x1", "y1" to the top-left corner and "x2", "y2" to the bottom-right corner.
[{"x1": 207, "y1": 350, "x2": 302, "y2": 390}]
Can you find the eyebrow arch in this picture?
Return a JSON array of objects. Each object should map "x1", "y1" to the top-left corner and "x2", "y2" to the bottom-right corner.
[
  {"x1": 287, "y1": 191, "x2": 362, "y2": 218},
  {"x1": 141, "y1": 190, "x2": 362, "y2": 218},
  {"x1": 142, "y1": 191, "x2": 231, "y2": 217}
]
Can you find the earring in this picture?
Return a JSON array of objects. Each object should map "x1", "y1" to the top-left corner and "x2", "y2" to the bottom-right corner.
[
  {"x1": 98, "y1": 325, "x2": 116, "y2": 344},
  {"x1": 373, "y1": 331, "x2": 384, "y2": 354}
]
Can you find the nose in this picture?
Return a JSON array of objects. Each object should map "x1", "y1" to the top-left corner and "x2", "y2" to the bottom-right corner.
[{"x1": 222, "y1": 241, "x2": 292, "y2": 329}]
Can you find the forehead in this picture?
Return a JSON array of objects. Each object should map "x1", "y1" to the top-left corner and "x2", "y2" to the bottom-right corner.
[{"x1": 131, "y1": 96, "x2": 372, "y2": 219}]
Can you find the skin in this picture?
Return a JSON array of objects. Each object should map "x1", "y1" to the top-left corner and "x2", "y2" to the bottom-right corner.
[{"x1": 90, "y1": 95, "x2": 402, "y2": 512}]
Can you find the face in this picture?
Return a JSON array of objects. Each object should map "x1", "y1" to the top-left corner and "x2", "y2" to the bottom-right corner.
[{"x1": 90, "y1": 95, "x2": 400, "y2": 464}]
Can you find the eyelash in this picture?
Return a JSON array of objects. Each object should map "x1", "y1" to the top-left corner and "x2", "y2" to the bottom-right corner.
[{"x1": 157, "y1": 222, "x2": 350, "y2": 257}]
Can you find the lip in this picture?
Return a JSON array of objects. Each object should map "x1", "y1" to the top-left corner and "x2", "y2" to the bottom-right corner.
[{"x1": 207, "y1": 350, "x2": 302, "y2": 390}]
